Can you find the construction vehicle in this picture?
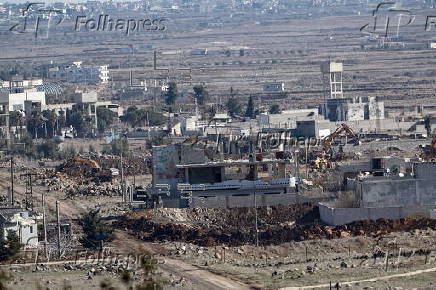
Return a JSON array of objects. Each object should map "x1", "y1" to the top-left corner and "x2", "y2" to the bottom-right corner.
[
  {"x1": 421, "y1": 138, "x2": 436, "y2": 160},
  {"x1": 322, "y1": 123, "x2": 359, "y2": 156},
  {"x1": 312, "y1": 123, "x2": 359, "y2": 169},
  {"x1": 71, "y1": 157, "x2": 113, "y2": 182}
]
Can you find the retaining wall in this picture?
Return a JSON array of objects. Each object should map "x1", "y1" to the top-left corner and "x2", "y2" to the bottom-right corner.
[{"x1": 319, "y1": 203, "x2": 435, "y2": 226}]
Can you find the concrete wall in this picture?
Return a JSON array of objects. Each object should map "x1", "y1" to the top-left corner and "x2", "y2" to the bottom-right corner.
[
  {"x1": 415, "y1": 163, "x2": 436, "y2": 179},
  {"x1": 319, "y1": 203, "x2": 435, "y2": 226},
  {"x1": 8, "y1": 91, "x2": 46, "y2": 111},
  {"x1": 342, "y1": 139, "x2": 428, "y2": 153},
  {"x1": 357, "y1": 177, "x2": 436, "y2": 208},
  {"x1": 358, "y1": 178, "x2": 417, "y2": 207},
  {"x1": 190, "y1": 193, "x2": 299, "y2": 208}
]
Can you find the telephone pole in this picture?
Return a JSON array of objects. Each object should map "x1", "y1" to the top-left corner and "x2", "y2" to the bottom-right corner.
[
  {"x1": 10, "y1": 157, "x2": 14, "y2": 206},
  {"x1": 120, "y1": 151, "x2": 125, "y2": 202},
  {"x1": 56, "y1": 201, "x2": 61, "y2": 259},
  {"x1": 42, "y1": 193, "x2": 48, "y2": 259}
]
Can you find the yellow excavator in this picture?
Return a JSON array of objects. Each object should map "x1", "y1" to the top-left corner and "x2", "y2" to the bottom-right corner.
[{"x1": 313, "y1": 123, "x2": 359, "y2": 169}]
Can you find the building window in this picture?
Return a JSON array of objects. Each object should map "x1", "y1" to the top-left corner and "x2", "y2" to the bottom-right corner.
[{"x1": 30, "y1": 226, "x2": 33, "y2": 234}]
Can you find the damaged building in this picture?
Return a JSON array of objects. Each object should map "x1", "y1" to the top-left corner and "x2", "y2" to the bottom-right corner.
[
  {"x1": 319, "y1": 96, "x2": 385, "y2": 122},
  {"x1": 320, "y1": 161, "x2": 436, "y2": 225},
  {"x1": 146, "y1": 143, "x2": 297, "y2": 208}
]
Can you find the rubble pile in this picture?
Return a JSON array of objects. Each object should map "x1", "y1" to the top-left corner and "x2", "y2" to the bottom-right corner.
[
  {"x1": 57, "y1": 155, "x2": 151, "y2": 178},
  {"x1": 127, "y1": 204, "x2": 315, "y2": 230},
  {"x1": 116, "y1": 204, "x2": 316, "y2": 246},
  {"x1": 64, "y1": 183, "x2": 120, "y2": 198},
  {"x1": 31, "y1": 169, "x2": 120, "y2": 197},
  {"x1": 96, "y1": 156, "x2": 151, "y2": 175},
  {"x1": 32, "y1": 169, "x2": 76, "y2": 190},
  {"x1": 57, "y1": 158, "x2": 96, "y2": 179},
  {"x1": 117, "y1": 206, "x2": 436, "y2": 246}
]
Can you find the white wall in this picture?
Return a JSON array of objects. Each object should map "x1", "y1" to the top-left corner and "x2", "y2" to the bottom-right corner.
[{"x1": 8, "y1": 91, "x2": 46, "y2": 111}]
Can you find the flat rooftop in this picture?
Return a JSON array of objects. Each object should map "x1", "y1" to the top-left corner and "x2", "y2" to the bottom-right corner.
[{"x1": 176, "y1": 158, "x2": 290, "y2": 168}]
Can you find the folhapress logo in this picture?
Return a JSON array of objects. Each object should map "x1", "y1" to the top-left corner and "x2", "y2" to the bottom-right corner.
[
  {"x1": 9, "y1": 2, "x2": 167, "y2": 38},
  {"x1": 9, "y1": 2, "x2": 64, "y2": 38},
  {"x1": 74, "y1": 15, "x2": 166, "y2": 35}
]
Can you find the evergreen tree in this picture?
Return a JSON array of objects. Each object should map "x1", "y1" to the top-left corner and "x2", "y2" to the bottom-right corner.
[
  {"x1": 193, "y1": 85, "x2": 208, "y2": 105},
  {"x1": 226, "y1": 97, "x2": 241, "y2": 116},
  {"x1": 79, "y1": 209, "x2": 113, "y2": 250},
  {"x1": 0, "y1": 230, "x2": 21, "y2": 262},
  {"x1": 245, "y1": 95, "x2": 255, "y2": 119},
  {"x1": 164, "y1": 82, "x2": 178, "y2": 106}
]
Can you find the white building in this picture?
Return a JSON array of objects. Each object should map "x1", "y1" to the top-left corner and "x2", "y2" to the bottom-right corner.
[
  {"x1": 0, "y1": 208, "x2": 38, "y2": 247},
  {"x1": 48, "y1": 63, "x2": 110, "y2": 84},
  {"x1": 0, "y1": 88, "x2": 46, "y2": 111}
]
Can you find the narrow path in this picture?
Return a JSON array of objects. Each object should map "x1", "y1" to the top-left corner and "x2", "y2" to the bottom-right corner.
[{"x1": 280, "y1": 266, "x2": 436, "y2": 289}]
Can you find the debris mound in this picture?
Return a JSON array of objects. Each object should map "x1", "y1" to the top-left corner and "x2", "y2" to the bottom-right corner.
[{"x1": 117, "y1": 207, "x2": 436, "y2": 246}]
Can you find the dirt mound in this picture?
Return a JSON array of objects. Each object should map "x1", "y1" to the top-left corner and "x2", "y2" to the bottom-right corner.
[
  {"x1": 116, "y1": 207, "x2": 436, "y2": 246},
  {"x1": 57, "y1": 158, "x2": 94, "y2": 179},
  {"x1": 116, "y1": 204, "x2": 316, "y2": 246},
  {"x1": 57, "y1": 156, "x2": 151, "y2": 179}
]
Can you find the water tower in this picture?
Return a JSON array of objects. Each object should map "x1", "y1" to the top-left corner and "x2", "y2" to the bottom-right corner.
[{"x1": 320, "y1": 61, "x2": 343, "y2": 99}]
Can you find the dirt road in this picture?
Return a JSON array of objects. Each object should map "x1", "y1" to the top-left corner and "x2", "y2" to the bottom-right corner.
[
  {"x1": 2, "y1": 257, "x2": 251, "y2": 290},
  {"x1": 281, "y1": 266, "x2": 436, "y2": 289},
  {"x1": 112, "y1": 231, "x2": 253, "y2": 289},
  {"x1": 162, "y1": 258, "x2": 252, "y2": 290}
]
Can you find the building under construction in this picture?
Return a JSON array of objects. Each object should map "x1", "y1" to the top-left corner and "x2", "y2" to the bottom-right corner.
[
  {"x1": 133, "y1": 143, "x2": 297, "y2": 208},
  {"x1": 319, "y1": 61, "x2": 385, "y2": 122}
]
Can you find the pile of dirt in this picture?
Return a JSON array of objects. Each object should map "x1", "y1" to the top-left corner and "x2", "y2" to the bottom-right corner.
[
  {"x1": 125, "y1": 204, "x2": 315, "y2": 230},
  {"x1": 57, "y1": 155, "x2": 151, "y2": 179},
  {"x1": 116, "y1": 207, "x2": 436, "y2": 247},
  {"x1": 96, "y1": 156, "x2": 151, "y2": 176},
  {"x1": 116, "y1": 204, "x2": 316, "y2": 246},
  {"x1": 28, "y1": 168, "x2": 121, "y2": 197},
  {"x1": 56, "y1": 158, "x2": 95, "y2": 179}
]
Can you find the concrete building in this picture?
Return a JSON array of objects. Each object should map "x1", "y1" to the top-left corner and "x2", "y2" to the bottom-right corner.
[
  {"x1": 72, "y1": 91, "x2": 98, "y2": 130},
  {"x1": 319, "y1": 60, "x2": 385, "y2": 122},
  {"x1": 355, "y1": 162, "x2": 436, "y2": 208},
  {"x1": 319, "y1": 161, "x2": 436, "y2": 225},
  {"x1": 0, "y1": 207, "x2": 38, "y2": 247},
  {"x1": 48, "y1": 62, "x2": 109, "y2": 84},
  {"x1": 210, "y1": 113, "x2": 231, "y2": 127},
  {"x1": 150, "y1": 144, "x2": 296, "y2": 207},
  {"x1": 319, "y1": 96, "x2": 385, "y2": 122},
  {"x1": 0, "y1": 88, "x2": 46, "y2": 112},
  {"x1": 295, "y1": 118, "x2": 332, "y2": 138},
  {"x1": 258, "y1": 109, "x2": 318, "y2": 128},
  {"x1": 263, "y1": 82, "x2": 284, "y2": 93}
]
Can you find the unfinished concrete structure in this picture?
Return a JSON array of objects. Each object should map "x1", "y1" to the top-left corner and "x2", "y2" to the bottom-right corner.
[
  {"x1": 320, "y1": 96, "x2": 385, "y2": 122},
  {"x1": 150, "y1": 143, "x2": 296, "y2": 208},
  {"x1": 355, "y1": 162, "x2": 436, "y2": 208},
  {"x1": 319, "y1": 61, "x2": 385, "y2": 122},
  {"x1": 321, "y1": 61, "x2": 343, "y2": 99},
  {"x1": 320, "y1": 161, "x2": 436, "y2": 225}
]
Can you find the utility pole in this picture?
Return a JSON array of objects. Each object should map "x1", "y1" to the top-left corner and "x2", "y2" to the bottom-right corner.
[
  {"x1": 22, "y1": 172, "x2": 37, "y2": 210},
  {"x1": 120, "y1": 152, "x2": 125, "y2": 202},
  {"x1": 42, "y1": 192, "x2": 48, "y2": 259},
  {"x1": 305, "y1": 138, "x2": 309, "y2": 180},
  {"x1": 56, "y1": 201, "x2": 61, "y2": 259},
  {"x1": 10, "y1": 156, "x2": 14, "y2": 206},
  {"x1": 254, "y1": 191, "x2": 259, "y2": 247}
]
